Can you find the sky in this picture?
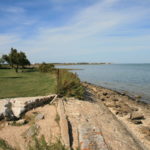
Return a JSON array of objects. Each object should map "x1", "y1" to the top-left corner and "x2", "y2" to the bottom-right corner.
[{"x1": 0, "y1": 0, "x2": 150, "y2": 63}]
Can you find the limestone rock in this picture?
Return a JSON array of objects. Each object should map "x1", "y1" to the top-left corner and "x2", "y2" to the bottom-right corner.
[
  {"x1": 23, "y1": 124, "x2": 40, "y2": 138},
  {"x1": 78, "y1": 123, "x2": 108, "y2": 150},
  {"x1": 0, "y1": 94, "x2": 56, "y2": 120},
  {"x1": 140, "y1": 126, "x2": 150, "y2": 136},
  {"x1": 16, "y1": 119, "x2": 27, "y2": 125},
  {"x1": 130, "y1": 112, "x2": 144, "y2": 120},
  {"x1": 35, "y1": 113, "x2": 44, "y2": 121},
  {"x1": 131, "y1": 120, "x2": 143, "y2": 125}
]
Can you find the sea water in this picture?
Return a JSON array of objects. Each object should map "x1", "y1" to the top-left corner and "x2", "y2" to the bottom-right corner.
[{"x1": 58, "y1": 64, "x2": 150, "y2": 103}]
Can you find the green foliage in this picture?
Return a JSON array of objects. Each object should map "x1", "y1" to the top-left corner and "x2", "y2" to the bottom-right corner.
[
  {"x1": 0, "y1": 57, "x2": 5, "y2": 64},
  {"x1": 0, "y1": 138, "x2": 15, "y2": 150},
  {"x1": 56, "y1": 69, "x2": 85, "y2": 99},
  {"x1": 2, "y1": 48, "x2": 30, "y2": 72},
  {"x1": 39, "y1": 63, "x2": 55, "y2": 73},
  {"x1": 28, "y1": 136, "x2": 68, "y2": 150},
  {"x1": 0, "y1": 136, "x2": 68, "y2": 150}
]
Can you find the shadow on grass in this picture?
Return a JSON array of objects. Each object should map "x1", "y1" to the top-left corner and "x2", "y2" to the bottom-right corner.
[{"x1": 0, "y1": 77, "x2": 22, "y2": 79}]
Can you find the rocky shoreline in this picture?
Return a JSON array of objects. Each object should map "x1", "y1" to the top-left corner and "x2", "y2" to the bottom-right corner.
[
  {"x1": 0, "y1": 83, "x2": 150, "y2": 150},
  {"x1": 83, "y1": 82, "x2": 150, "y2": 149}
]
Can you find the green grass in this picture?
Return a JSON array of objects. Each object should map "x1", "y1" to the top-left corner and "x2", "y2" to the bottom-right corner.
[
  {"x1": 0, "y1": 69, "x2": 56, "y2": 99},
  {"x1": 56, "y1": 69, "x2": 85, "y2": 99}
]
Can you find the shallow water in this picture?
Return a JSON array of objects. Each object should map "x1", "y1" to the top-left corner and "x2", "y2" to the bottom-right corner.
[{"x1": 57, "y1": 64, "x2": 150, "y2": 103}]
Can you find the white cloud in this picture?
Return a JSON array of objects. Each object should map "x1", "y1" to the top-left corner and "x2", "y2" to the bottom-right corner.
[
  {"x1": 0, "y1": 0, "x2": 150, "y2": 62},
  {"x1": 0, "y1": 6, "x2": 25, "y2": 13}
]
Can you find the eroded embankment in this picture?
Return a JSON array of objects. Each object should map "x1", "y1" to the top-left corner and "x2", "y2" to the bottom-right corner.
[{"x1": 0, "y1": 84, "x2": 150, "y2": 150}]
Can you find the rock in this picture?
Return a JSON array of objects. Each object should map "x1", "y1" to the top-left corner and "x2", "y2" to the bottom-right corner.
[
  {"x1": 105, "y1": 101, "x2": 116, "y2": 107},
  {"x1": 145, "y1": 136, "x2": 150, "y2": 141},
  {"x1": 78, "y1": 123, "x2": 108, "y2": 150},
  {"x1": 16, "y1": 119, "x2": 27, "y2": 125},
  {"x1": 130, "y1": 112, "x2": 144, "y2": 120},
  {"x1": 131, "y1": 120, "x2": 142, "y2": 125},
  {"x1": 35, "y1": 113, "x2": 44, "y2": 121},
  {"x1": 131, "y1": 107, "x2": 139, "y2": 111},
  {"x1": 23, "y1": 124, "x2": 40, "y2": 138},
  {"x1": 140, "y1": 126, "x2": 150, "y2": 135},
  {"x1": 112, "y1": 98, "x2": 119, "y2": 102},
  {"x1": 101, "y1": 98, "x2": 105, "y2": 101},
  {"x1": 103, "y1": 92, "x2": 108, "y2": 96},
  {"x1": 4, "y1": 103, "x2": 16, "y2": 121},
  {"x1": 0, "y1": 95, "x2": 56, "y2": 120}
]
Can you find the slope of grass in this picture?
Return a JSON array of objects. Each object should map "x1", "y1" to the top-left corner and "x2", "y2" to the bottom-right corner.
[{"x1": 0, "y1": 69, "x2": 56, "y2": 99}]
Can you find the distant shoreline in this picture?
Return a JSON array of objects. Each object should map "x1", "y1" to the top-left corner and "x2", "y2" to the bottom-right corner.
[{"x1": 54, "y1": 62, "x2": 112, "y2": 65}]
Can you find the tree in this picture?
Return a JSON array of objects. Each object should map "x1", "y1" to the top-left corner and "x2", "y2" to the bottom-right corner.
[
  {"x1": 0, "y1": 56, "x2": 5, "y2": 68},
  {"x1": 0, "y1": 57, "x2": 5, "y2": 65},
  {"x1": 18, "y1": 51, "x2": 30, "y2": 69},
  {"x1": 2, "y1": 48, "x2": 30, "y2": 72}
]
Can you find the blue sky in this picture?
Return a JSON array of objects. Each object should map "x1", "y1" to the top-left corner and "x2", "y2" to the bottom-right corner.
[{"x1": 0, "y1": 0, "x2": 150, "y2": 63}]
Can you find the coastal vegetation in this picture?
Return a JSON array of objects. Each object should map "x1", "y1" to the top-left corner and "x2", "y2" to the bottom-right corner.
[
  {"x1": 39, "y1": 63, "x2": 55, "y2": 73},
  {"x1": 0, "y1": 137, "x2": 69, "y2": 150},
  {"x1": 56, "y1": 69, "x2": 85, "y2": 99}
]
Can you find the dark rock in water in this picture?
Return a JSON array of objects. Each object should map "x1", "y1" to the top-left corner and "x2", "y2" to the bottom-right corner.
[{"x1": 130, "y1": 112, "x2": 144, "y2": 120}]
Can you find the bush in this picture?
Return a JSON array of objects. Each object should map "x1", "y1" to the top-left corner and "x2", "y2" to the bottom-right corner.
[
  {"x1": 39, "y1": 63, "x2": 55, "y2": 73},
  {"x1": 0, "y1": 136, "x2": 68, "y2": 150},
  {"x1": 56, "y1": 69, "x2": 85, "y2": 99},
  {"x1": 29, "y1": 136, "x2": 68, "y2": 150},
  {"x1": 0, "y1": 138, "x2": 14, "y2": 150}
]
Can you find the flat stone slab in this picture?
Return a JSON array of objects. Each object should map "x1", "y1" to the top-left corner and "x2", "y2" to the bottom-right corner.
[
  {"x1": 0, "y1": 94, "x2": 56, "y2": 120},
  {"x1": 78, "y1": 123, "x2": 108, "y2": 150}
]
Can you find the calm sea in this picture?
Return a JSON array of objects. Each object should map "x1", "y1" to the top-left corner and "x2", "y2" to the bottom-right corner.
[{"x1": 58, "y1": 64, "x2": 150, "y2": 103}]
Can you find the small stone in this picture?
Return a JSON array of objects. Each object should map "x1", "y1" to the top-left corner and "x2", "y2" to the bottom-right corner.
[
  {"x1": 130, "y1": 112, "x2": 144, "y2": 120},
  {"x1": 145, "y1": 136, "x2": 150, "y2": 141},
  {"x1": 131, "y1": 120, "x2": 142, "y2": 125},
  {"x1": 35, "y1": 113, "x2": 44, "y2": 121},
  {"x1": 101, "y1": 98, "x2": 105, "y2": 101},
  {"x1": 112, "y1": 98, "x2": 119, "y2": 102},
  {"x1": 140, "y1": 126, "x2": 150, "y2": 135},
  {"x1": 131, "y1": 107, "x2": 139, "y2": 111},
  {"x1": 16, "y1": 119, "x2": 27, "y2": 125},
  {"x1": 103, "y1": 92, "x2": 108, "y2": 96}
]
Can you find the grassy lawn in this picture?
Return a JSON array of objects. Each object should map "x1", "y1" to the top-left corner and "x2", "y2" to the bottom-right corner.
[{"x1": 0, "y1": 69, "x2": 56, "y2": 99}]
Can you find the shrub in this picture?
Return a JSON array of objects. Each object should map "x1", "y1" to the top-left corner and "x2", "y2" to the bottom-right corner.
[
  {"x1": 39, "y1": 63, "x2": 55, "y2": 73},
  {"x1": 0, "y1": 138, "x2": 14, "y2": 150},
  {"x1": 28, "y1": 136, "x2": 68, "y2": 150},
  {"x1": 56, "y1": 69, "x2": 85, "y2": 99}
]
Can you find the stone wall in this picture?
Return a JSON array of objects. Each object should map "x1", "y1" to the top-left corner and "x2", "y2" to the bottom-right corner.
[{"x1": 0, "y1": 94, "x2": 57, "y2": 121}]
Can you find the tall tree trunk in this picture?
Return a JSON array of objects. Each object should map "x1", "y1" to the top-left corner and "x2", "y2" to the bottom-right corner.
[{"x1": 15, "y1": 65, "x2": 19, "y2": 73}]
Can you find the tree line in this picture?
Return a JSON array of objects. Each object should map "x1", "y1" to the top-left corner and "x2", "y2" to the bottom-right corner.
[{"x1": 0, "y1": 48, "x2": 30, "y2": 72}]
